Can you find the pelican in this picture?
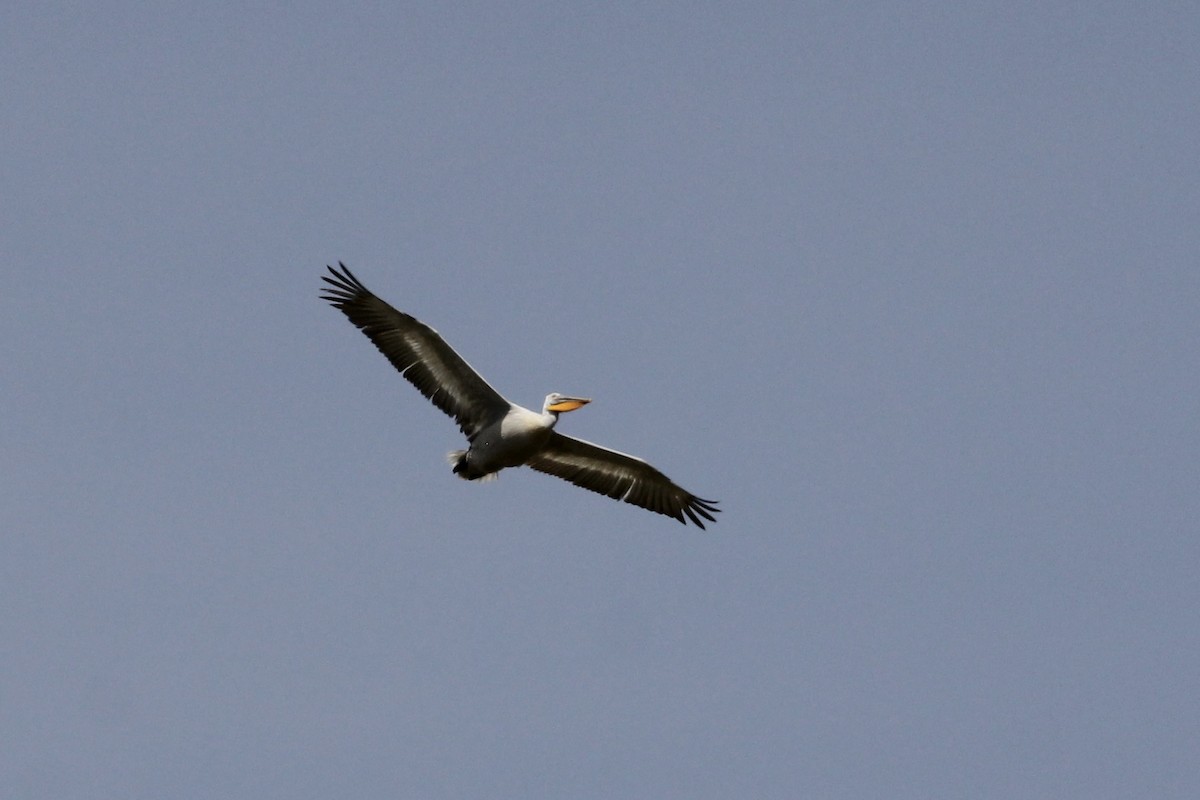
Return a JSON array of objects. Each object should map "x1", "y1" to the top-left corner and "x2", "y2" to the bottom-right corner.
[{"x1": 320, "y1": 263, "x2": 719, "y2": 528}]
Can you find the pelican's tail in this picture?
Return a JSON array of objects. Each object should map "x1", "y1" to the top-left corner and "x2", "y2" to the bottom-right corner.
[
  {"x1": 447, "y1": 450, "x2": 469, "y2": 478},
  {"x1": 447, "y1": 450, "x2": 498, "y2": 482}
]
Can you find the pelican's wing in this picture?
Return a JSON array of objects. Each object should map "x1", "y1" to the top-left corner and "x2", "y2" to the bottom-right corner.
[
  {"x1": 321, "y1": 263, "x2": 510, "y2": 437},
  {"x1": 527, "y1": 432, "x2": 720, "y2": 529}
]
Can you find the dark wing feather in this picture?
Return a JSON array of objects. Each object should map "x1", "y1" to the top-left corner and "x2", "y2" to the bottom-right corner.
[
  {"x1": 527, "y1": 432, "x2": 720, "y2": 529},
  {"x1": 321, "y1": 263, "x2": 510, "y2": 437}
]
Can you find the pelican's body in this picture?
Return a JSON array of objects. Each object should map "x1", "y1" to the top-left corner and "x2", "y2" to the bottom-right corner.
[
  {"x1": 450, "y1": 393, "x2": 587, "y2": 480},
  {"x1": 320, "y1": 263, "x2": 719, "y2": 528}
]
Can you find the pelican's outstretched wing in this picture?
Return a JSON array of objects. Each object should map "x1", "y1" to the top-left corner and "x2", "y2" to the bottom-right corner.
[
  {"x1": 527, "y1": 432, "x2": 720, "y2": 528},
  {"x1": 321, "y1": 263, "x2": 510, "y2": 437}
]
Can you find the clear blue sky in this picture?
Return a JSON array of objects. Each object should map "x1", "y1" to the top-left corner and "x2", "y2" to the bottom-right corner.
[{"x1": 4, "y1": 2, "x2": 1198, "y2": 797}]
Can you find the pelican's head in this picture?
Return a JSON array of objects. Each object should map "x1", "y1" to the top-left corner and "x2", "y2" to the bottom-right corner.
[{"x1": 544, "y1": 392, "x2": 591, "y2": 414}]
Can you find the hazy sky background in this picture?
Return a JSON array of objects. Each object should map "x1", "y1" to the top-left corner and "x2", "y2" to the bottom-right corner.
[{"x1": 4, "y1": 2, "x2": 1198, "y2": 797}]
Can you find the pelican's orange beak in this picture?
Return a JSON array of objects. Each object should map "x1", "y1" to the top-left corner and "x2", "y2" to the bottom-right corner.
[{"x1": 547, "y1": 396, "x2": 591, "y2": 412}]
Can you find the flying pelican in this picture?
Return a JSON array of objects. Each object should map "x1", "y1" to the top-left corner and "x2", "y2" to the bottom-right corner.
[{"x1": 320, "y1": 263, "x2": 719, "y2": 528}]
